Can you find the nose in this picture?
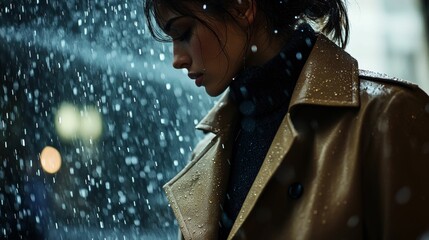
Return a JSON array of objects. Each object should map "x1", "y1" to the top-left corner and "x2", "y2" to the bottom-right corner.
[{"x1": 172, "y1": 43, "x2": 191, "y2": 69}]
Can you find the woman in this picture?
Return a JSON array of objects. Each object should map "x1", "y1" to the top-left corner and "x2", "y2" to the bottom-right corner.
[{"x1": 144, "y1": 0, "x2": 429, "y2": 239}]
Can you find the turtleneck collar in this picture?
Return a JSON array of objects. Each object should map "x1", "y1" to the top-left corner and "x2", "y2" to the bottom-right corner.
[{"x1": 229, "y1": 24, "x2": 317, "y2": 117}]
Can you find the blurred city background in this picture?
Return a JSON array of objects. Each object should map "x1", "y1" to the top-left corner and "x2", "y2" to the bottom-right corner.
[
  {"x1": 0, "y1": 0, "x2": 428, "y2": 239},
  {"x1": 348, "y1": 0, "x2": 429, "y2": 93}
]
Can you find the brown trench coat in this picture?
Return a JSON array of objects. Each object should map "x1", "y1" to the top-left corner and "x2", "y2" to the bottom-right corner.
[{"x1": 163, "y1": 35, "x2": 429, "y2": 240}]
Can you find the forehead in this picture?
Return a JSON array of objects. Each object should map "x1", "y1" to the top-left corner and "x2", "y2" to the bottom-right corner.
[
  {"x1": 155, "y1": 2, "x2": 192, "y2": 27},
  {"x1": 155, "y1": 2, "x2": 212, "y2": 30},
  {"x1": 157, "y1": 11, "x2": 188, "y2": 36}
]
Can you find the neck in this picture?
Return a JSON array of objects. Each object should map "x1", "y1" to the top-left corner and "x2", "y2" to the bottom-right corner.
[{"x1": 229, "y1": 24, "x2": 317, "y2": 117}]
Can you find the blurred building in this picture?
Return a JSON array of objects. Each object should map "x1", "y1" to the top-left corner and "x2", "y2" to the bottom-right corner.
[
  {"x1": 347, "y1": 0, "x2": 429, "y2": 94},
  {"x1": 423, "y1": 0, "x2": 429, "y2": 42}
]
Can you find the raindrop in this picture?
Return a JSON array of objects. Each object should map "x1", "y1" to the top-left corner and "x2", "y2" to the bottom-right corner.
[
  {"x1": 239, "y1": 101, "x2": 255, "y2": 116},
  {"x1": 305, "y1": 37, "x2": 312, "y2": 47},
  {"x1": 160, "y1": 53, "x2": 165, "y2": 61},
  {"x1": 79, "y1": 189, "x2": 89, "y2": 198},
  {"x1": 115, "y1": 103, "x2": 121, "y2": 111},
  {"x1": 251, "y1": 45, "x2": 258, "y2": 53}
]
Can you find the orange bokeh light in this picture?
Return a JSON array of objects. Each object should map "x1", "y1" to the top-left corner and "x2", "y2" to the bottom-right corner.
[{"x1": 40, "y1": 146, "x2": 62, "y2": 174}]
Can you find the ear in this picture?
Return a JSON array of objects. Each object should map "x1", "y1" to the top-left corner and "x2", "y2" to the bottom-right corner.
[{"x1": 234, "y1": 0, "x2": 257, "y2": 26}]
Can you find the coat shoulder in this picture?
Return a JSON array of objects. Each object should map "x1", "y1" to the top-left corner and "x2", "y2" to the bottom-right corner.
[
  {"x1": 358, "y1": 69, "x2": 429, "y2": 102},
  {"x1": 358, "y1": 69, "x2": 418, "y2": 90}
]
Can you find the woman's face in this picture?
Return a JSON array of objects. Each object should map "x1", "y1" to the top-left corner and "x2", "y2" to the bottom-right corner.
[{"x1": 160, "y1": 6, "x2": 248, "y2": 96}]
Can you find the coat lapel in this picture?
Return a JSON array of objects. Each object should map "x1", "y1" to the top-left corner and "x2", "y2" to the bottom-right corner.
[
  {"x1": 227, "y1": 35, "x2": 359, "y2": 239},
  {"x1": 227, "y1": 112, "x2": 299, "y2": 239},
  {"x1": 164, "y1": 34, "x2": 360, "y2": 240},
  {"x1": 163, "y1": 93, "x2": 238, "y2": 239}
]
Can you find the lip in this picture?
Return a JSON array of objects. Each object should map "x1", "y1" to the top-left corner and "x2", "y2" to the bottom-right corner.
[{"x1": 188, "y1": 72, "x2": 204, "y2": 87}]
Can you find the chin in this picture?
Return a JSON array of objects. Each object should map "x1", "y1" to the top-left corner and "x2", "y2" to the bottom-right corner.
[{"x1": 205, "y1": 87, "x2": 227, "y2": 97}]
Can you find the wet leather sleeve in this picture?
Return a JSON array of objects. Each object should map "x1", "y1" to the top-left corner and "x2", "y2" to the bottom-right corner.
[{"x1": 362, "y1": 86, "x2": 429, "y2": 239}]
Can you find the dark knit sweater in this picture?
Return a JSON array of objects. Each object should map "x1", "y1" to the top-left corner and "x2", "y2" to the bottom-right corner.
[{"x1": 218, "y1": 24, "x2": 316, "y2": 239}]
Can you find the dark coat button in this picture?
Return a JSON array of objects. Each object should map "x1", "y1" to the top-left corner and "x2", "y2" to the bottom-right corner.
[{"x1": 288, "y1": 182, "x2": 304, "y2": 199}]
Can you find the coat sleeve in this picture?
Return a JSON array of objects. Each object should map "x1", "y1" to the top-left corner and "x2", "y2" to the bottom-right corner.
[{"x1": 363, "y1": 85, "x2": 429, "y2": 239}]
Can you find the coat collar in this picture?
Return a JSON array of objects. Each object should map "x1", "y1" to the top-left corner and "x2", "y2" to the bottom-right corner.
[
  {"x1": 164, "y1": 35, "x2": 359, "y2": 240},
  {"x1": 289, "y1": 35, "x2": 359, "y2": 110}
]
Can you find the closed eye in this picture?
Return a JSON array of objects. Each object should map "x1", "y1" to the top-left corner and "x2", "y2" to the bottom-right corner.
[
  {"x1": 163, "y1": 16, "x2": 195, "y2": 43},
  {"x1": 173, "y1": 28, "x2": 192, "y2": 42}
]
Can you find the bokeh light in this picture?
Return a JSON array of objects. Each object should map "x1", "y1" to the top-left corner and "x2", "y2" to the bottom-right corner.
[
  {"x1": 40, "y1": 146, "x2": 62, "y2": 174},
  {"x1": 55, "y1": 102, "x2": 103, "y2": 142},
  {"x1": 79, "y1": 106, "x2": 103, "y2": 141},
  {"x1": 55, "y1": 103, "x2": 80, "y2": 140}
]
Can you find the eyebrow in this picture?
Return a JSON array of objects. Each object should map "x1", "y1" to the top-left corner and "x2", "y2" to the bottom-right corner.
[{"x1": 163, "y1": 16, "x2": 188, "y2": 33}]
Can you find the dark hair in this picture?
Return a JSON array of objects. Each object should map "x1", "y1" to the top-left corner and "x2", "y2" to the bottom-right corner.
[{"x1": 144, "y1": 0, "x2": 349, "y2": 48}]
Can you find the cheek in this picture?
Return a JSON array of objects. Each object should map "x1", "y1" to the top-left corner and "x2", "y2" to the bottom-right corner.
[
  {"x1": 194, "y1": 28, "x2": 226, "y2": 64},
  {"x1": 189, "y1": 39, "x2": 203, "y2": 63}
]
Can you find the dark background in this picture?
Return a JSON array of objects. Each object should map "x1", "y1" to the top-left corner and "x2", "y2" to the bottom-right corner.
[{"x1": 0, "y1": 0, "x2": 213, "y2": 239}]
